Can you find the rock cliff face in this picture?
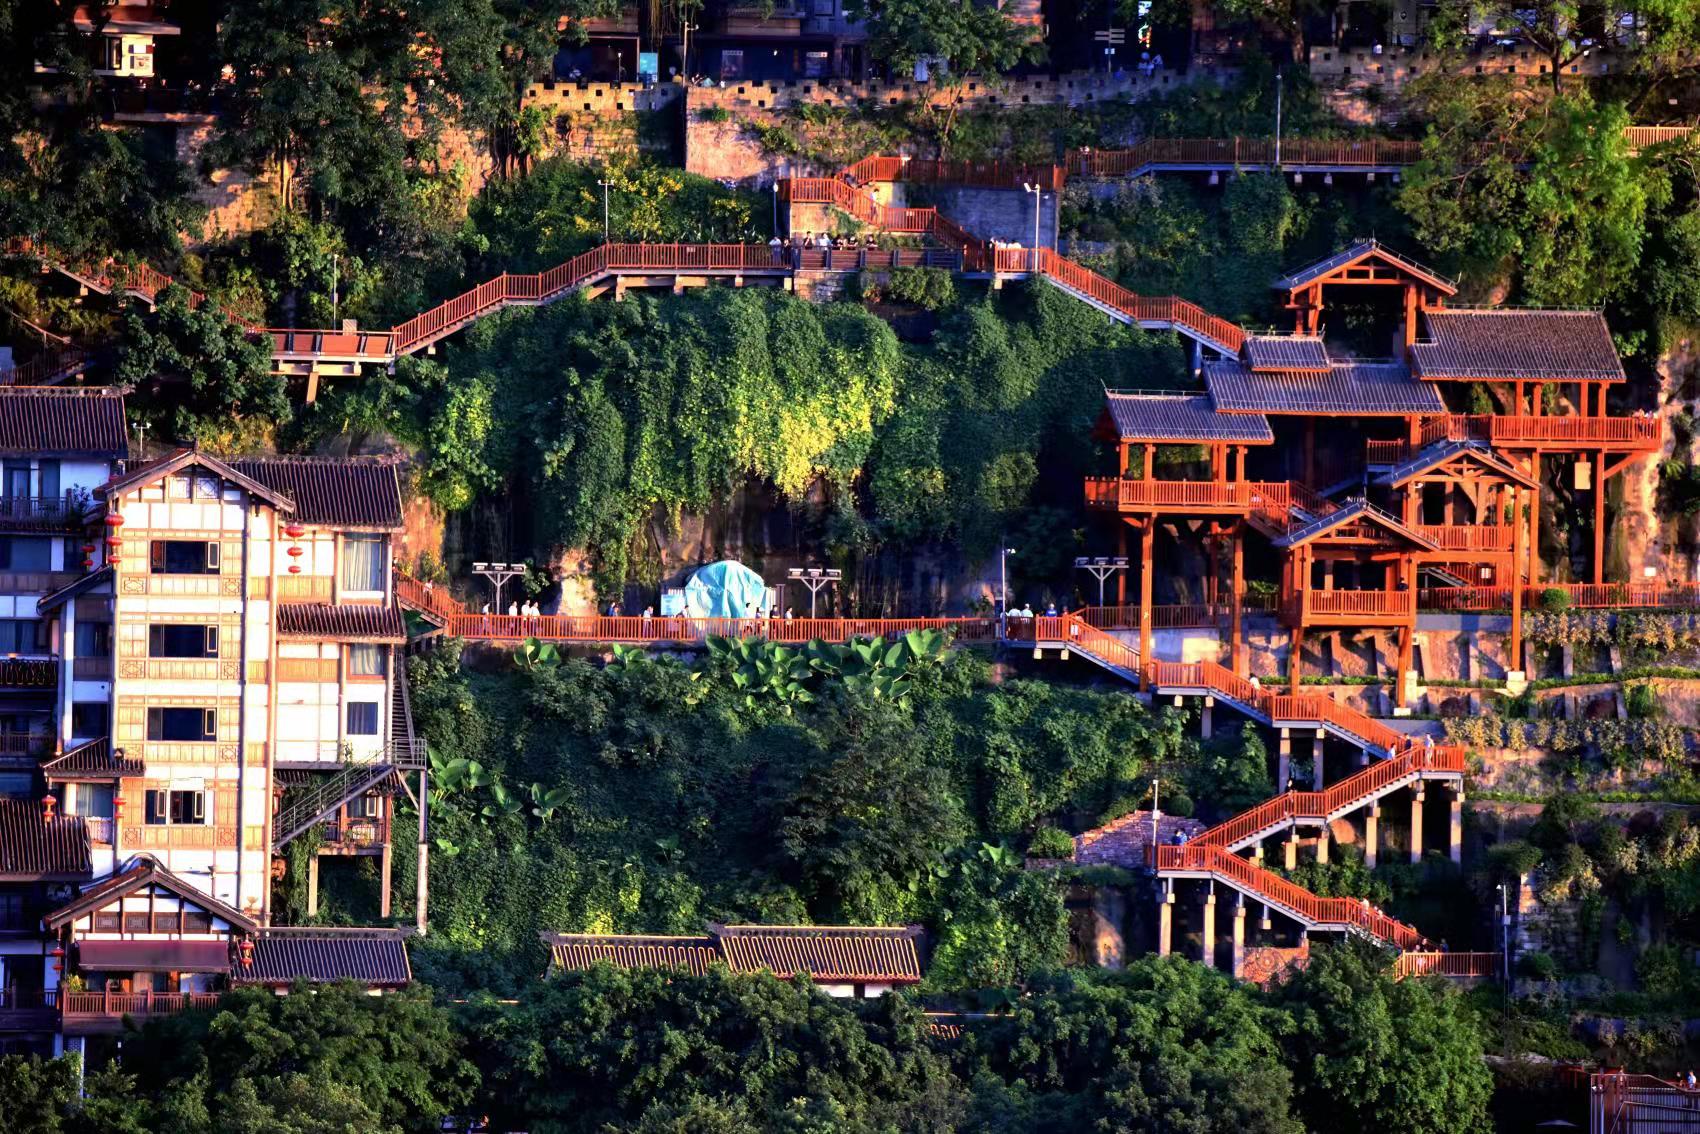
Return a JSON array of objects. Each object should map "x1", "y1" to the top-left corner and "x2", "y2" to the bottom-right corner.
[{"x1": 1624, "y1": 336, "x2": 1700, "y2": 584}]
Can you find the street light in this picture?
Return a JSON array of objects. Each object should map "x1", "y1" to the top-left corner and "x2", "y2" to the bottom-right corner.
[
  {"x1": 1150, "y1": 777, "x2": 1160, "y2": 849},
  {"x1": 472, "y1": 561, "x2": 525, "y2": 614},
  {"x1": 999, "y1": 546, "x2": 1016, "y2": 615},
  {"x1": 1075, "y1": 555, "x2": 1129, "y2": 608},
  {"x1": 786, "y1": 566, "x2": 842, "y2": 618},
  {"x1": 770, "y1": 181, "x2": 780, "y2": 239},
  {"x1": 1021, "y1": 182, "x2": 1043, "y2": 272},
  {"x1": 597, "y1": 178, "x2": 614, "y2": 242}
]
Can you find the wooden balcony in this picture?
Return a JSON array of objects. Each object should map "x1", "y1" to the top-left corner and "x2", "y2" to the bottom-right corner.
[
  {"x1": 1410, "y1": 524, "x2": 1515, "y2": 552},
  {"x1": 319, "y1": 815, "x2": 389, "y2": 854},
  {"x1": 60, "y1": 990, "x2": 222, "y2": 1034},
  {"x1": 72, "y1": 656, "x2": 113, "y2": 680},
  {"x1": 275, "y1": 574, "x2": 334, "y2": 602},
  {"x1": 0, "y1": 495, "x2": 86, "y2": 531},
  {"x1": 1084, "y1": 477, "x2": 1290, "y2": 515},
  {"x1": 1376, "y1": 414, "x2": 1662, "y2": 463},
  {"x1": 1285, "y1": 588, "x2": 1415, "y2": 626},
  {"x1": 0, "y1": 989, "x2": 60, "y2": 1033}
]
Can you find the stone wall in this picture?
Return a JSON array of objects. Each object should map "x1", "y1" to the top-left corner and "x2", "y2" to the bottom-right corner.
[
  {"x1": 521, "y1": 79, "x2": 682, "y2": 163},
  {"x1": 178, "y1": 123, "x2": 281, "y2": 242},
  {"x1": 1238, "y1": 940, "x2": 1311, "y2": 986}
]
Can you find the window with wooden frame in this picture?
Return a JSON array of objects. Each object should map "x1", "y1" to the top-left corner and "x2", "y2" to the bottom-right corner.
[
  {"x1": 143, "y1": 787, "x2": 208, "y2": 825},
  {"x1": 149, "y1": 540, "x2": 221, "y2": 574},
  {"x1": 148, "y1": 624, "x2": 219, "y2": 658},
  {"x1": 146, "y1": 707, "x2": 216, "y2": 742},
  {"x1": 345, "y1": 644, "x2": 385, "y2": 680}
]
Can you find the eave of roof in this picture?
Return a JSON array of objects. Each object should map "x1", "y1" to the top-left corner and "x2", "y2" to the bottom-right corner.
[
  {"x1": 0, "y1": 799, "x2": 92, "y2": 880},
  {"x1": 1241, "y1": 335, "x2": 1331, "y2": 373},
  {"x1": 103, "y1": 449, "x2": 296, "y2": 513},
  {"x1": 1272, "y1": 498, "x2": 1440, "y2": 550},
  {"x1": 276, "y1": 603, "x2": 407, "y2": 644},
  {"x1": 1411, "y1": 308, "x2": 1625, "y2": 382},
  {"x1": 0, "y1": 387, "x2": 129, "y2": 459},
  {"x1": 1274, "y1": 239, "x2": 1458, "y2": 296},
  {"x1": 1096, "y1": 393, "x2": 1275, "y2": 444},
  {"x1": 44, "y1": 855, "x2": 259, "y2": 932},
  {"x1": 36, "y1": 566, "x2": 113, "y2": 615},
  {"x1": 42, "y1": 737, "x2": 145, "y2": 782},
  {"x1": 1205, "y1": 360, "x2": 1445, "y2": 416},
  {"x1": 233, "y1": 928, "x2": 412, "y2": 987},
  {"x1": 1374, "y1": 440, "x2": 1539, "y2": 490}
]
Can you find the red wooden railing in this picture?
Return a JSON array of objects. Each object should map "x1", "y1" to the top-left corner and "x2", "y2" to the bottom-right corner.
[
  {"x1": 439, "y1": 613, "x2": 997, "y2": 644},
  {"x1": 3, "y1": 238, "x2": 262, "y2": 327},
  {"x1": 1419, "y1": 580, "x2": 1700, "y2": 611},
  {"x1": 394, "y1": 576, "x2": 468, "y2": 623},
  {"x1": 1392, "y1": 951, "x2": 1501, "y2": 978},
  {"x1": 1066, "y1": 137, "x2": 1424, "y2": 178},
  {"x1": 1031, "y1": 248, "x2": 1247, "y2": 352},
  {"x1": 1411, "y1": 524, "x2": 1515, "y2": 551},
  {"x1": 0, "y1": 347, "x2": 90, "y2": 386},
  {"x1": 1293, "y1": 588, "x2": 1416, "y2": 619},
  {"x1": 60, "y1": 990, "x2": 223, "y2": 1017}
]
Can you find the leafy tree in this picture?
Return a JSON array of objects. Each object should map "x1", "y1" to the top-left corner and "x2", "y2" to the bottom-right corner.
[
  {"x1": 961, "y1": 961, "x2": 1302, "y2": 1133},
  {"x1": 1186, "y1": 722, "x2": 1274, "y2": 818},
  {"x1": 0, "y1": 1054, "x2": 79, "y2": 1134},
  {"x1": 463, "y1": 967, "x2": 967, "y2": 1133},
  {"x1": 115, "y1": 284, "x2": 287, "y2": 445},
  {"x1": 1268, "y1": 943, "x2": 1494, "y2": 1134},
  {"x1": 847, "y1": 0, "x2": 1044, "y2": 148}
]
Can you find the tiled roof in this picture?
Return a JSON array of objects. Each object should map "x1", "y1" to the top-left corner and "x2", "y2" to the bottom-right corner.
[
  {"x1": 1272, "y1": 497, "x2": 1439, "y2": 550},
  {"x1": 1205, "y1": 360, "x2": 1445, "y2": 416},
  {"x1": 1100, "y1": 394, "x2": 1274, "y2": 443},
  {"x1": 1275, "y1": 239, "x2": 1457, "y2": 295},
  {"x1": 545, "y1": 924, "x2": 926, "y2": 983},
  {"x1": 1374, "y1": 439, "x2": 1538, "y2": 490},
  {"x1": 44, "y1": 855, "x2": 259, "y2": 932},
  {"x1": 0, "y1": 798, "x2": 91, "y2": 880},
  {"x1": 714, "y1": 925, "x2": 924, "y2": 982},
  {"x1": 35, "y1": 566, "x2": 113, "y2": 614},
  {"x1": 230, "y1": 459, "x2": 403, "y2": 530},
  {"x1": 0, "y1": 388, "x2": 127, "y2": 459},
  {"x1": 42, "y1": 738, "x2": 145, "y2": 781},
  {"x1": 1242, "y1": 335, "x2": 1330, "y2": 372},
  {"x1": 1411, "y1": 309, "x2": 1625, "y2": 382},
  {"x1": 104, "y1": 449, "x2": 295, "y2": 512},
  {"x1": 233, "y1": 929, "x2": 411, "y2": 987},
  {"x1": 546, "y1": 934, "x2": 721, "y2": 977},
  {"x1": 1074, "y1": 810, "x2": 1208, "y2": 869},
  {"x1": 277, "y1": 603, "x2": 406, "y2": 643}
]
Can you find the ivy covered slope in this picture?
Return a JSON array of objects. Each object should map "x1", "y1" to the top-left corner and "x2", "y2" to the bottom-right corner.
[
  {"x1": 295, "y1": 275, "x2": 1186, "y2": 592},
  {"x1": 381, "y1": 636, "x2": 1224, "y2": 994}
]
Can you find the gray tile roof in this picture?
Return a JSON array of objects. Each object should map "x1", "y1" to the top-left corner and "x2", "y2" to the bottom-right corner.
[
  {"x1": 1102, "y1": 394, "x2": 1274, "y2": 442},
  {"x1": 1242, "y1": 335, "x2": 1330, "y2": 372},
  {"x1": 234, "y1": 929, "x2": 411, "y2": 987},
  {"x1": 1411, "y1": 309, "x2": 1624, "y2": 381},
  {"x1": 1205, "y1": 360, "x2": 1445, "y2": 415},
  {"x1": 0, "y1": 798, "x2": 91, "y2": 880},
  {"x1": 1274, "y1": 239, "x2": 1457, "y2": 295},
  {"x1": 0, "y1": 388, "x2": 127, "y2": 459}
]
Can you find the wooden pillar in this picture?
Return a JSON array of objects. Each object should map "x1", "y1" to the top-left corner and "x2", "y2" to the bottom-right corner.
[
  {"x1": 1510, "y1": 486, "x2": 1525, "y2": 674},
  {"x1": 1200, "y1": 888, "x2": 1217, "y2": 968},
  {"x1": 1116, "y1": 523, "x2": 1129, "y2": 605},
  {"x1": 1528, "y1": 452, "x2": 1542, "y2": 584},
  {"x1": 1231, "y1": 523, "x2": 1245, "y2": 674},
  {"x1": 380, "y1": 842, "x2": 393, "y2": 919},
  {"x1": 1157, "y1": 885, "x2": 1173, "y2": 957},
  {"x1": 1450, "y1": 787, "x2": 1464, "y2": 865},
  {"x1": 1409, "y1": 788, "x2": 1425, "y2": 865},
  {"x1": 1593, "y1": 472, "x2": 1606, "y2": 585},
  {"x1": 1395, "y1": 624, "x2": 1413, "y2": 710},
  {"x1": 1403, "y1": 282, "x2": 1417, "y2": 348},
  {"x1": 1139, "y1": 521, "x2": 1154, "y2": 689},
  {"x1": 1364, "y1": 805, "x2": 1379, "y2": 869},
  {"x1": 307, "y1": 854, "x2": 320, "y2": 918},
  {"x1": 1142, "y1": 443, "x2": 1154, "y2": 481},
  {"x1": 304, "y1": 369, "x2": 321, "y2": 406},
  {"x1": 1205, "y1": 534, "x2": 1220, "y2": 607},
  {"x1": 1288, "y1": 626, "x2": 1302, "y2": 694}
]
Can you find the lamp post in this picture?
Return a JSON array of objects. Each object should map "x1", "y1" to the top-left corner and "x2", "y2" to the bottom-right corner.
[
  {"x1": 597, "y1": 179, "x2": 614, "y2": 242},
  {"x1": 786, "y1": 566, "x2": 842, "y2": 618},
  {"x1": 771, "y1": 181, "x2": 780, "y2": 238},
  {"x1": 1021, "y1": 182, "x2": 1043, "y2": 272},
  {"x1": 1150, "y1": 777, "x2": 1160, "y2": 848},
  {"x1": 472, "y1": 561, "x2": 525, "y2": 614},
  {"x1": 999, "y1": 546, "x2": 1016, "y2": 615},
  {"x1": 1075, "y1": 555, "x2": 1129, "y2": 608}
]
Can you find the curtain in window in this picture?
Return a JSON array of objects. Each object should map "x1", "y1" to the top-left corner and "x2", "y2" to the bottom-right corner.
[
  {"x1": 340, "y1": 535, "x2": 385, "y2": 591},
  {"x1": 347, "y1": 645, "x2": 385, "y2": 677}
]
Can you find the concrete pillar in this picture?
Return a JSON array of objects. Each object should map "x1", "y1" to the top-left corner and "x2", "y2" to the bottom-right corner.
[
  {"x1": 1364, "y1": 806, "x2": 1379, "y2": 870},
  {"x1": 1231, "y1": 898, "x2": 1247, "y2": 978},
  {"x1": 1277, "y1": 729, "x2": 1291, "y2": 790},
  {"x1": 1312, "y1": 736, "x2": 1325, "y2": 788},
  {"x1": 1410, "y1": 790, "x2": 1425, "y2": 864},
  {"x1": 1252, "y1": 839, "x2": 1264, "y2": 864},
  {"x1": 1284, "y1": 834, "x2": 1298, "y2": 871},
  {"x1": 1449, "y1": 789, "x2": 1464, "y2": 865},
  {"x1": 1157, "y1": 886, "x2": 1173, "y2": 957},
  {"x1": 1201, "y1": 696, "x2": 1214, "y2": 739},
  {"x1": 306, "y1": 854, "x2": 320, "y2": 918},
  {"x1": 1315, "y1": 826, "x2": 1329, "y2": 864},
  {"x1": 1201, "y1": 889, "x2": 1217, "y2": 968}
]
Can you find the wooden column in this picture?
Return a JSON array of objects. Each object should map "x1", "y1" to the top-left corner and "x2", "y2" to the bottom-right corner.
[
  {"x1": 1403, "y1": 282, "x2": 1418, "y2": 348},
  {"x1": 1409, "y1": 788, "x2": 1424, "y2": 865},
  {"x1": 1315, "y1": 824, "x2": 1330, "y2": 864},
  {"x1": 380, "y1": 842, "x2": 393, "y2": 919},
  {"x1": 1277, "y1": 728, "x2": 1292, "y2": 789},
  {"x1": 1509, "y1": 486, "x2": 1525, "y2": 674},
  {"x1": 1395, "y1": 624, "x2": 1413, "y2": 710},
  {"x1": 1116, "y1": 523, "x2": 1129, "y2": 605},
  {"x1": 1231, "y1": 523, "x2": 1246, "y2": 674},
  {"x1": 1528, "y1": 452, "x2": 1542, "y2": 584},
  {"x1": 1139, "y1": 520, "x2": 1154, "y2": 690},
  {"x1": 1312, "y1": 734, "x2": 1325, "y2": 788},
  {"x1": 307, "y1": 854, "x2": 320, "y2": 918},
  {"x1": 1205, "y1": 531, "x2": 1220, "y2": 607},
  {"x1": 1142, "y1": 443, "x2": 1154, "y2": 481},
  {"x1": 416, "y1": 765, "x2": 430, "y2": 934},
  {"x1": 1593, "y1": 472, "x2": 1606, "y2": 585},
  {"x1": 1288, "y1": 627, "x2": 1303, "y2": 694}
]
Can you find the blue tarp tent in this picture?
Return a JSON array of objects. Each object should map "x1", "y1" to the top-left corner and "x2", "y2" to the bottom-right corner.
[{"x1": 681, "y1": 560, "x2": 771, "y2": 618}]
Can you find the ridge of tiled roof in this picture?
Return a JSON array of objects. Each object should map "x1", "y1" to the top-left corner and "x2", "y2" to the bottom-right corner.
[
  {"x1": 44, "y1": 855, "x2": 258, "y2": 932},
  {"x1": 0, "y1": 797, "x2": 92, "y2": 880},
  {"x1": 1411, "y1": 308, "x2": 1624, "y2": 382},
  {"x1": 1205, "y1": 359, "x2": 1445, "y2": 416},
  {"x1": 233, "y1": 928, "x2": 412, "y2": 987},
  {"x1": 1098, "y1": 393, "x2": 1274, "y2": 443},
  {"x1": 276, "y1": 603, "x2": 407, "y2": 643},
  {"x1": 42, "y1": 738, "x2": 144, "y2": 781},
  {"x1": 1274, "y1": 239, "x2": 1457, "y2": 295},
  {"x1": 0, "y1": 387, "x2": 128, "y2": 459},
  {"x1": 545, "y1": 933, "x2": 721, "y2": 977},
  {"x1": 1272, "y1": 497, "x2": 1439, "y2": 550},
  {"x1": 229, "y1": 458, "x2": 403, "y2": 531},
  {"x1": 36, "y1": 566, "x2": 113, "y2": 614}
]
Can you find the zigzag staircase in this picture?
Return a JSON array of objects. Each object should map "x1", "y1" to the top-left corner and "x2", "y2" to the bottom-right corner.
[{"x1": 1043, "y1": 613, "x2": 1465, "y2": 954}]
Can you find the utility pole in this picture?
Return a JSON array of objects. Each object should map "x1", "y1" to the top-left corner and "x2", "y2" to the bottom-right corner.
[
  {"x1": 598, "y1": 179, "x2": 614, "y2": 242},
  {"x1": 1274, "y1": 67, "x2": 1284, "y2": 169},
  {"x1": 1022, "y1": 182, "x2": 1043, "y2": 271}
]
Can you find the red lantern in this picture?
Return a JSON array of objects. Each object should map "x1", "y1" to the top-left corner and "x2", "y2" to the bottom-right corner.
[
  {"x1": 105, "y1": 535, "x2": 122, "y2": 550},
  {"x1": 82, "y1": 557, "x2": 93, "y2": 570},
  {"x1": 286, "y1": 545, "x2": 303, "y2": 557},
  {"x1": 283, "y1": 522, "x2": 305, "y2": 539},
  {"x1": 238, "y1": 938, "x2": 255, "y2": 968},
  {"x1": 104, "y1": 513, "x2": 124, "y2": 529},
  {"x1": 41, "y1": 795, "x2": 56, "y2": 821},
  {"x1": 288, "y1": 564, "x2": 301, "y2": 575},
  {"x1": 81, "y1": 543, "x2": 95, "y2": 554}
]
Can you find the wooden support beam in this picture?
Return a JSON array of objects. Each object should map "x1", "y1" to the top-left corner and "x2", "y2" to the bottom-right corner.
[
  {"x1": 1139, "y1": 521, "x2": 1155, "y2": 690},
  {"x1": 1509, "y1": 486, "x2": 1525, "y2": 674},
  {"x1": 1593, "y1": 473, "x2": 1607, "y2": 585},
  {"x1": 1231, "y1": 522, "x2": 1246, "y2": 675},
  {"x1": 1288, "y1": 626, "x2": 1302, "y2": 694},
  {"x1": 1116, "y1": 523, "x2": 1129, "y2": 605}
]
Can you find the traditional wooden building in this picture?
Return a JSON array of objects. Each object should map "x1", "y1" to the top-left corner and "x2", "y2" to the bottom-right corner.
[{"x1": 1084, "y1": 239, "x2": 1660, "y2": 700}]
